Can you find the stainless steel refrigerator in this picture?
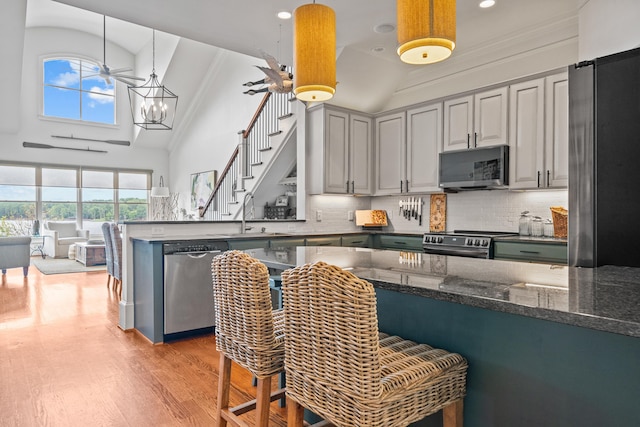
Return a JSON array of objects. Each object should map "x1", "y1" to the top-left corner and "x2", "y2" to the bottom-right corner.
[{"x1": 568, "y1": 47, "x2": 640, "y2": 268}]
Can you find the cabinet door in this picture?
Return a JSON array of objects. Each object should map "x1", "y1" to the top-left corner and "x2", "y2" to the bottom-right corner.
[
  {"x1": 509, "y1": 79, "x2": 545, "y2": 189},
  {"x1": 545, "y1": 73, "x2": 569, "y2": 188},
  {"x1": 350, "y1": 114, "x2": 373, "y2": 194},
  {"x1": 341, "y1": 234, "x2": 372, "y2": 248},
  {"x1": 443, "y1": 95, "x2": 473, "y2": 151},
  {"x1": 406, "y1": 103, "x2": 442, "y2": 193},
  {"x1": 375, "y1": 112, "x2": 405, "y2": 195},
  {"x1": 324, "y1": 109, "x2": 350, "y2": 193},
  {"x1": 474, "y1": 86, "x2": 509, "y2": 148}
]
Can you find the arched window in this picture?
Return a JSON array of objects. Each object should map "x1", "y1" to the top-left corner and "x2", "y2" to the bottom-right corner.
[{"x1": 43, "y1": 57, "x2": 116, "y2": 125}]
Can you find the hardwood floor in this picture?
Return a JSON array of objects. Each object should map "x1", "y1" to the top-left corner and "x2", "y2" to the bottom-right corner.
[{"x1": 0, "y1": 260, "x2": 287, "y2": 426}]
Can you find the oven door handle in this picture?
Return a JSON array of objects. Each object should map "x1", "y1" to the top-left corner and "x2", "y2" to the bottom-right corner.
[{"x1": 422, "y1": 247, "x2": 488, "y2": 258}]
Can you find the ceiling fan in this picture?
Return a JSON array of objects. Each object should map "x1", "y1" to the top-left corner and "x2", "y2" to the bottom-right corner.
[{"x1": 87, "y1": 16, "x2": 145, "y2": 86}]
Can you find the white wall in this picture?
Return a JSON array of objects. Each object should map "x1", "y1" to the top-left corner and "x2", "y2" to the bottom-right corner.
[
  {"x1": 579, "y1": 0, "x2": 640, "y2": 60},
  {"x1": 167, "y1": 49, "x2": 269, "y2": 216},
  {"x1": 1, "y1": 27, "x2": 168, "y2": 176}
]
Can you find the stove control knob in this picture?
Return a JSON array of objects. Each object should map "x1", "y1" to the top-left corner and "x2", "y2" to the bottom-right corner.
[
  {"x1": 481, "y1": 240, "x2": 489, "y2": 247},
  {"x1": 465, "y1": 238, "x2": 473, "y2": 246},
  {"x1": 474, "y1": 239, "x2": 481, "y2": 246},
  {"x1": 437, "y1": 236, "x2": 444, "y2": 243}
]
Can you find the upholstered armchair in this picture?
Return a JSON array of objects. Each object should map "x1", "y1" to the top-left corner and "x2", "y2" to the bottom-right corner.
[
  {"x1": 42, "y1": 221, "x2": 89, "y2": 258},
  {"x1": 0, "y1": 236, "x2": 32, "y2": 276}
]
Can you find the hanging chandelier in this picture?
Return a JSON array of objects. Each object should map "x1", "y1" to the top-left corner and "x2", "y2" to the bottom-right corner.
[
  {"x1": 128, "y1": 30, "x2": 178, "y2": 130},
  {"x1": 293, "y1": 2, "x2": 336, "y2": 102},
  {"x1": 397, "y1": 0, "x2": 456, "y2": 65}
]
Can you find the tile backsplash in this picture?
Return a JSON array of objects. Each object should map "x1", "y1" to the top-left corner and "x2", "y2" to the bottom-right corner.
[
  {"x1": 372, "y1": 190, "x2": 568, "y2": 233},
  {"x1": 301, "y1": 190, "x2": 568, "y2": 235}
]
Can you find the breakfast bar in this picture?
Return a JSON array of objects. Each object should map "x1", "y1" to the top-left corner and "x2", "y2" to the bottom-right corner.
[{"x1": 245, "y1": 246, "x2": 640, "y2": 427}]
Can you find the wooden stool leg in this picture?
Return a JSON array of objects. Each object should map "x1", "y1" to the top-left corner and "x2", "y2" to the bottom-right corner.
[
  {"x1": 255, "y1": 376, "x2": 272, "y2": 426},
  {"x1": 443, "y1": 399, "x2": 463, "y2": 427},
  {"x1": 216, "y1": 354, "x2": 232, "y2": 427},
  {"x1": 287, "y1": 397, "x2": 304, "y2": 427}
]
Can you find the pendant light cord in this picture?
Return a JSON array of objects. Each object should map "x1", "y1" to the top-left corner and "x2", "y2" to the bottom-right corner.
[
  {"x1": 103, "y1": 15, "x2": 106, "y2": 65},
  {"x1": 152, "y1": 29, "x2": 156, "y2": 74}
]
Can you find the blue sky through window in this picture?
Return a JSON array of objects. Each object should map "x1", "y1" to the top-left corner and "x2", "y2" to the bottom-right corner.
[{"x1": 43, "y1": 58, "x2": 115, "y2": 124}]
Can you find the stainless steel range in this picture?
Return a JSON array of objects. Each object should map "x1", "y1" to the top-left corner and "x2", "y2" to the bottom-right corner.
[{"x1": 422, "y1": 230, "x2": 517, "y2": 259}]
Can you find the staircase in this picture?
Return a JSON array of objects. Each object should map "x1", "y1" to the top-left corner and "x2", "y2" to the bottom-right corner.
[{"x1": 199, "y1": 91, "x2": 295, "y2": 221}]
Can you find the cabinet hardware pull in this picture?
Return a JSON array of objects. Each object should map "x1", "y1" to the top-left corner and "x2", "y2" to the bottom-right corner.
[
  {"x1": 537, "y1": 171, "x2": 541, "y2": 188},
  {"x1": 467, "y1": 133, "x2": 470, "y2": 149},
  {"x1": 346, "y1": 181, "x2": 349, "y2": 192},
  {"x1": 520, "y1": 250, "x2": 541, "y2": 254},
  {"x1": 406, "y1": 180, "x2": 409, "y2": 192},
  {"x1": 394, "y1": 241, "x2": 407, "y2": 245},
  {"x1": 400, "y1": 180, "x2": 403, "y2": 192},
  {"x1": 547, "y1": 170, "x2": 550, "y2": 187},
  {"x1": 474, "y1": 132, "x2": 478, "y2": 147},
  {"x1": 352, "y1": 181, "x2": 355, "y2": 193}
]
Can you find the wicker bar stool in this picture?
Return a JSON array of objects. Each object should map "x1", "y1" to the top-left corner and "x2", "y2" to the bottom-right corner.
[
  {"x1": 281, "y1": 261, "x2": 468, "y2": 427},
  {"x1": 211, "y1": 250, "x2": 286, "y2": 427}
]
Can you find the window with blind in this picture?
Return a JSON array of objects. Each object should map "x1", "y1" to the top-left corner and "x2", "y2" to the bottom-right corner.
[{"x1": 0, "y1": 163, "x2": 150, "y2": 237}]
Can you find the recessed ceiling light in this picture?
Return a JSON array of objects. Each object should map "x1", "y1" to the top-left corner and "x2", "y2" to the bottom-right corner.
[
  {"x1": 277, "y1": 11, "x2": 292, "y2": 19},
  {"x1": 479, "y1": 0, "x2": 496, "y2": 8},
  {"x1": 374, "y1": 23, "x2": 395, "y2": 34},
  {"x1": 371, "y1": 46, "x2": 385, "y2": 53}
]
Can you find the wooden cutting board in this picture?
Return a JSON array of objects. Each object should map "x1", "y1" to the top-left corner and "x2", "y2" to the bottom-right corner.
[
  {"x1": 429, "y1": 194, "x2": 447, "y2": 232},
  {"x1": 355, "y1": 210, "x2": 388, "y2": 227}
]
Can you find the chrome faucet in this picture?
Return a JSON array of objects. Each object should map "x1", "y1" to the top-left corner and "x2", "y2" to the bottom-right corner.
[{"x1": 241, "y1": 191, "x2": 254, "y2": 233}]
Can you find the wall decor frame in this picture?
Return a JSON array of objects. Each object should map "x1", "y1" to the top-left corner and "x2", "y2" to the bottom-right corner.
[{"x1": 190, "y1": 170, "x2": 217, "y2": 210}]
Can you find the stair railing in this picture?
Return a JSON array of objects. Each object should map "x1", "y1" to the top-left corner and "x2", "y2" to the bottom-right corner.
[{"x1": 200, "y1": 89, "x2": 292, "y2": 220}]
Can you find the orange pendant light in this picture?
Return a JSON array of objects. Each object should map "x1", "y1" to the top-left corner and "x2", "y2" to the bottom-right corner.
[
  {"x1": 293, "y1": 3, "x2": 336, "y2": 102},
  {"x1": 397, "y1": 0, "x2": 456, "y2": 65}
]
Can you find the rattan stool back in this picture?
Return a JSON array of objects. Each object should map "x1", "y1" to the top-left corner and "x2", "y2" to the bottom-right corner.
[
  {"x1": 281, "y1": 261, "x2": 468, "y2": 427},
  {"x1": 211, "y1": 250, "x2": 285, "y2": 426}
]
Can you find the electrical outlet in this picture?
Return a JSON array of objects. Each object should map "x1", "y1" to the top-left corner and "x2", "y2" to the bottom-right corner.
[
  {"x1": 316, "y1": 210, "x2": 322, "y2": 221},
  {"x1": 348, "y1": 210, "x2": 354, "y2": 221},
  {"x1": 151, "y1": 226, "x2": 164, "y2": 235}
]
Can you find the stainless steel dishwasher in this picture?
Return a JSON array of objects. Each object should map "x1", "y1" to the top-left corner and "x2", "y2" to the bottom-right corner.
[{"x1": 163, "y1": 241, "x2": 229, "y2": 336}]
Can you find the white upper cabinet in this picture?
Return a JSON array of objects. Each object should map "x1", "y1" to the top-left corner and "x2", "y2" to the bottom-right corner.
[
  {"x1": 307, "y1": 106, "x2": 373, "y2": 195},
  {"x1": 375, "y1": 112, "x2": 405, "y2": 195},
  {"x1": 545, "y1": 74, "x2": 569, "y2": 188},
  {"x1": 350, "y1": 113, "x2": 374, "y2": 194},
  {"x1": 509, "y1": 73, "x2": 568, "y2": 189},
  {"x1": 375, "y1": 103, "x2": 442, "y2": 195},
  {"x1": 406, "y1": 103, "x2": 442, "y2": 193},
  {"x1": 443, "y1": 87, "x2": 508, "y2": 151},
  {"x1": 509, "y1": 78, "x2": 545, "y2": 189}
]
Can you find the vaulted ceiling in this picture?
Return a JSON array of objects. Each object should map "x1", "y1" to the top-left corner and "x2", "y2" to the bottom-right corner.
[{"x1": 3, "y1": 0, "x2": 586, "y2": 145}]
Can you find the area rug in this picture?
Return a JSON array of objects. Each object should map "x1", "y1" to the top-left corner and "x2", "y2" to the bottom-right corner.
[{"x1": 31, "y1": 257, "x2": 106, "y2": 275}]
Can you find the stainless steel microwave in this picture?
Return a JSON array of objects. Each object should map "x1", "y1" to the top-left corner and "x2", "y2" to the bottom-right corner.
[{"x1": 439, "y1": 144, "x2": 509, "y2": 191}]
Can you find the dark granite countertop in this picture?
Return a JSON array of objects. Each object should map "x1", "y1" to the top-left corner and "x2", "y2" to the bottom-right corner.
[
  {"x1": 244, "y1": 246, "x2": 640, "y2": 339},
  {"x1": 129, "y1": 231, "x2": 421, "y2": 243}
]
